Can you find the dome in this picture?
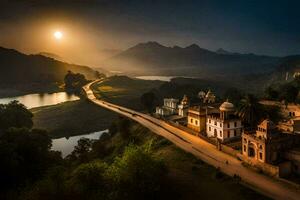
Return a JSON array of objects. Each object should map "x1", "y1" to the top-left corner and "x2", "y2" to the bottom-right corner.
[
  {"x1": 181, "y1": 95, "x2": 189, "y2": 105},
  {"x1": 198, "y1": 91, "x2": 206, "y2": 98},
  {"x1": 219, "y1": 101, "x2": 235, "y2": 112}
]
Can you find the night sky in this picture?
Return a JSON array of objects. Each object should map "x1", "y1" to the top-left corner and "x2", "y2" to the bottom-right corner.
[{"x1": 1, "y1": 0, "x2": 299, "y2": 66}]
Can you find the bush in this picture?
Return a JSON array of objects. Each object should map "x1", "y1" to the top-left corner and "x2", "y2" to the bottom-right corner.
[
  {"x1": 106, "y1": 145, "x2": 167, "y2": 200},
  {"x1": 67, "y1": 161, "x2": 108, "y2": 199}
]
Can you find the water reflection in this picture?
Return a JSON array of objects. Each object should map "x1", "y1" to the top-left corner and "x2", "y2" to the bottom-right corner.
[
  {"x1": 135, "y1": 76, "x2": 175, "y2": 82},
  {"x1": 0, "y1": 92, "x2": 80, "y2": 108},
  {"x1": 52, "y1": 130, "x2": 108, "y2": 157}
]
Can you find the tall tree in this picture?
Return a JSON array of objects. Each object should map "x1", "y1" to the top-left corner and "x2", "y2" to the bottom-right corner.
[
  {"x1": 235, "y1": 94, "x2": 263, "y2": 129},
  {"x1": 64, "y1": 71, "x2": 88, "y2": 92},
  {"x1": 140, "y1": 91, "x2": 157, "y2": 113},
  {"x1": 0, "y1": 101, "x2": 33, "y2": 132}
]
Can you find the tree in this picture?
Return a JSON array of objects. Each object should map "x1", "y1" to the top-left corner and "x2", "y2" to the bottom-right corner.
[
  {"x1": 264, "y1": 86, "x2": 279, "y2": 100},
  {"x1": 118, "y1": 117, "x2": 131, "y2": 139},
  {"x1": 67, "y1": 138, "x2": 93, "y2": 163},
  {"x1": 223, "y1": 88, "x2": 243, "y2": 105},
  {"x1": 0, "y1": 128, "x2": 62, "y2": 192},
  {"x1": 106, "y1": 145, "x2": 167, "y2": 200},
  {"x1": 235, "y1": 94, "x2": 263, "y2": 128},
  {"x1": 64, "y1": 71, "x2": 88, "y2": 92},
  {"x1": 279, "y1": 84, "x2": 298, "y2": 103},
  {"x1": 67, "y1": 161, "x2": 108, "y2": 199},
  {"x1": 0, "y1": 101, "x2": 33, "y2": 132},
  {"x1": 140, "y1": 91, "x2": 157, "y2": 113}
]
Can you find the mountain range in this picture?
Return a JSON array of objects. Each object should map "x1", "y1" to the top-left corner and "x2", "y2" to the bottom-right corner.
[
  {"x1": 101, "y1": 42, "x2": 285, "y2": 79},
  {"x1": 1, "y1": 42, "x2": 300, "y2": 95}
]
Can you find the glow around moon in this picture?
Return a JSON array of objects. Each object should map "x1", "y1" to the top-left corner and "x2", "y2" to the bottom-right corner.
[{"x1": 54, "y1": 31, "x2": 63, "y2": 40}]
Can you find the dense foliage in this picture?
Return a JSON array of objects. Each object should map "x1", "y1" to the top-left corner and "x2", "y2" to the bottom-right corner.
[
  {"x1": 0, "y1": 103, "x2": 168, "y2": 200},
  {"x1": 265, "y1": 76, "x2": 300, "y2": 103},
  {"x1": 64, "y1": 71, "x2": 88, "y2": 92},
  {"x1": 0, "y1": 101, "x2": 33, "y2": 133}
]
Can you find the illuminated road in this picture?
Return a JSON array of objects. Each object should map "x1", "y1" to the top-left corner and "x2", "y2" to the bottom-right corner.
[{"x1": 83, "y1": 80, "x2": 300, "y2": 200}]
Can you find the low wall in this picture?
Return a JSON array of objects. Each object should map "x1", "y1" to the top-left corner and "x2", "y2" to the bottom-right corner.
[
  {"x1": 241, "y1": 155, "x2": 280, "y2": 177},
  {"x1": 220, "y1": 144, "x2": 240, "y2": 157},
  {"x1": 167, "y1": 120, "x2": 217, "y2": 145}
]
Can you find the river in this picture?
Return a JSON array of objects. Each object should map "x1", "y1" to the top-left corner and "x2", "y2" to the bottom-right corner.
[
  {"x1": 51, "y1": 130, "x2": 108, "y2": 157},
  {"x1": 135, "y1": 75, "x2": 196, "y2": 82},
  {"x1": 0, "y1": 92, "x2": 80, "y2": 108},
  {"x1": 135, "y1": 76, "x2": 176, "y2": 81}
]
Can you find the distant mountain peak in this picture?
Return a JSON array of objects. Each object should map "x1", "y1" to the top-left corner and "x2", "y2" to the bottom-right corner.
[
  {"x1": 185, "y1": 44, "x2": 201, "y2": 49},
  {"x1": 139, "y1": 41, "x2": 165, "y2": 48},
  {"x1": 216, "y1": 48, "x2": 232, "y2": 55}
]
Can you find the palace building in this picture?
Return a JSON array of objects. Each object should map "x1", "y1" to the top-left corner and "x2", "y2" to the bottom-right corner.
[
  {"x1": 260, "y1": 100, "x2": 300, "y2": 134},
  {"x1": 242, "y1": 119, "x2": 297, "y2": 164},
  {"x1": 187, "y1": 106, "x2": 208, "y2": 132},
  {"x1": 206, "y1": 101, "x2": 242, "y2": 142}
]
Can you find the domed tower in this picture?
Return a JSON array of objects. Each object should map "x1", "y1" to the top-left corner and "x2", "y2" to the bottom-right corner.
[
  {"x1": 198, "y1": 91, "x2": 206, "y2": 99},
  {"x1": 178, "y1": 95, "x2": 190, "y2": 117},
  {"x1": 256, "y1": 119, "x2": 276, "y2": 140},
  {"x1": 181, "y1": 94, "x2": 189, "y2": 106},
  {"x1": 204, "y1": 90, "x2": 216, "y2": 103},
  {"x1": 219, "y1": 100, "x2": 235, "y2": 120}
]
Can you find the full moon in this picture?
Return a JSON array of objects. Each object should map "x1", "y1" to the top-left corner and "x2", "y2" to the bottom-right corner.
[{"x1": 54, "y1": 31, "x2": 63, "y2": 40}]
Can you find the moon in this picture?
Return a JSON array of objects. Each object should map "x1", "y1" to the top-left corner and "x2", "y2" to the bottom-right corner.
[{"x1": 54, "y1": 31, "x2": 63, "y2": 40}]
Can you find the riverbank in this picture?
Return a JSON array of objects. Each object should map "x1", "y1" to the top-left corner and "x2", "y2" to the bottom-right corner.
[{"x1": 31, "y1": 99, "x2": 117, "y2": 138}]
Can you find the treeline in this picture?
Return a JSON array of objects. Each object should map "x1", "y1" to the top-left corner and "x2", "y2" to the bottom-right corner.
[
  {"x1": 0, "y1": 102, "x2": 171, "y2": 200},
  {"x1": 265, "y1": 76, "x2": 300, "y2": 103}
]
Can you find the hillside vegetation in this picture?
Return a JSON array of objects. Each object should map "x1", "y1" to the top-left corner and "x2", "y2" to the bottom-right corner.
[{"x1": 0, "y1": 47, "x2": 103, "y2": 93}]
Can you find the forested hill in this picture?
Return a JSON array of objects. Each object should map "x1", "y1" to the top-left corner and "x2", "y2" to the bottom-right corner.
[{"x1": 0, "y1": 47, "x2": 100, "y2": 87}]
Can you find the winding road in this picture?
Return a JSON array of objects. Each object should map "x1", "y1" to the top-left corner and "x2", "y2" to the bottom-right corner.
[{"x1": 83, "y1": 80, "x2": 300, "y2": 200}]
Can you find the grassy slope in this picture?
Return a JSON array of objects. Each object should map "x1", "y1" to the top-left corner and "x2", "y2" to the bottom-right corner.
[
  {"x1": 109, "y1": 121, "x2": 269, "y2": 200},
  {"x1": 91, "y1": 76, "x2": 163, "y2": 110},
  {"x1": 31, "y1": 99, "x2": 117, "y2": 138}
]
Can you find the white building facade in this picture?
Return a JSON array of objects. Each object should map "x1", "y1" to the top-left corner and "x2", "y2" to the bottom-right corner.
[
  {"x1": 156, "y1": 98, "x2": 179, "y2": 116},
  {"x1": 206, "y1": 101, "x2": 243, "y2": 141}
]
